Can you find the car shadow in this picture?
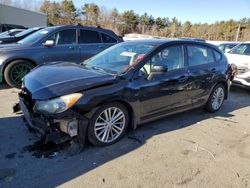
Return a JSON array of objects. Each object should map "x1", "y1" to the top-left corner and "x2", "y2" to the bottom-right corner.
[
  {"x1": 0, "y1": 86, "x2": 249, "y2": 187},
  {"x1": 0, "y1": 83, "x2": 11, "y2": 90}
]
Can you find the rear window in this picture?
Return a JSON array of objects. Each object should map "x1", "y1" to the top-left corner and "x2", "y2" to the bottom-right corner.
[
  {"x1": 213, "y1": 50, "x2": 222, "y2": 61},
  {"x1": 187, "y1": 45, "x2": 215, "y2": 66},
  {"x1": 79, "y1": 30, "x2": 101, "y2": 43},
  {"x1": 101, "y1": 33, "x2": 117, "y2": 43}
]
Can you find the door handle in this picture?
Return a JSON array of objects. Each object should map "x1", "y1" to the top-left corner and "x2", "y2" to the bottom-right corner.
[
  {"x1": 178, "y1": 75, "x2": 188, "y2": 83},
  {"x1": 211, "y1": 68, "x2": 217, "y2": 74},
  {"x1": 99, "y1": 45, "x2": 104, "y2": 49}
]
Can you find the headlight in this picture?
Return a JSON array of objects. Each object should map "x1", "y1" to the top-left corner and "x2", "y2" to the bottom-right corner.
[{"x1": 33, "y1": 93, "x2": 83, "y2": 114}]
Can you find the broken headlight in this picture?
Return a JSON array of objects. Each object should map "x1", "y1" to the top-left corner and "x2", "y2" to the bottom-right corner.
[{"x1": 33, "y1": 93, "x2": 83, "y2": 114}]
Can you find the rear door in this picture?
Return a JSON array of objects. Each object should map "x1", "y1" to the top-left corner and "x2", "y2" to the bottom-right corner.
[
  {"x1": 78, "y1": 29, "x2": 104, "y2": 61},
  {"x1": 42, "y1": 29, "x2": 80, "y2": 63},
  {"x1": 186, "y1": 44, "x2": 219, "y2": 106},
  {"x1": 100, "y1": 32, "x2": 118, "y2": 49}
]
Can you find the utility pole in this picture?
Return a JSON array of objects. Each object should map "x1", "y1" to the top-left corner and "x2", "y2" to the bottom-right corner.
[{"x1": 235, "y1": 23, "x2": 241, "y2": 41}]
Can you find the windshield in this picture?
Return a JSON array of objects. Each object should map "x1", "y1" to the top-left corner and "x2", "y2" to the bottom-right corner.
[
  {"x1": 15, "y1": 28, "x2": 39, "y2": 37},
  {"x1": 17, "y1": 28, "x2": 53, "y2": 45},
  {"x1": 84, "y1": 42, "x2": 156, "y2": 74},
  {"x1": 229, "y1": 43, "x2": 250, "y2": 55},
  {"x1": 0, "y1": 31, "x2": 9, "y2": 37}
]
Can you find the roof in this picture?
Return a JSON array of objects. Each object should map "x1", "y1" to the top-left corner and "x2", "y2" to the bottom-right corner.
[{"x1": 123, "y1": 38, "x2": 213, "y2": 46}]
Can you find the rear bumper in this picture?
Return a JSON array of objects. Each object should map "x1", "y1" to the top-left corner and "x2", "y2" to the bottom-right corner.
[{"x1": 17, "y1": 94, "x2": 89, "y2": 144}]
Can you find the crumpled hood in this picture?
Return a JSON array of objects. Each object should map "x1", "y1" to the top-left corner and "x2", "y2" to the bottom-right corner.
[
  {"x1": 23, "y1": 62, "x2": 117, "y2": 100},
  {"x1": 225, "y1": 53, "x2": 250, "y2": 68}
]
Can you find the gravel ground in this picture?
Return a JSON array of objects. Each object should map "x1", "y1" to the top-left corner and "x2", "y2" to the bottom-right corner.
[{"x1": 0, "y1": 84, "x2": 250, "y2": 188}]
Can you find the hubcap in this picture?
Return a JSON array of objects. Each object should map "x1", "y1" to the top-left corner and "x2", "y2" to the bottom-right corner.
[
  {"x1": 212, "y1": 87, "x2": 224, "y2": 110},
  {"x1": 10, "y1": 64, "x2": 32, "y2": 86},
  {"x1": 94, "y1": 107, "x2": 126, "y2": 143}
]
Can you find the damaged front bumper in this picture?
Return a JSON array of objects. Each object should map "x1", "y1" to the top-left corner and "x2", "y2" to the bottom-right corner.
[
  {"x1": 232, "y1": 71, "x2": 250, "y2": 90},
  {"x1": 14, "y1": 93, "x2": 89, "y2": 145}
]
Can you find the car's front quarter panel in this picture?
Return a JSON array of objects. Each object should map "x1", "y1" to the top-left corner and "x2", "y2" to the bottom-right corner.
[
  {"x1": 73, "y1": 80, "x2": 139, "y2": 121},
  {"x1": 0, "y1": 46, "x2": 45, "y2": 81}
]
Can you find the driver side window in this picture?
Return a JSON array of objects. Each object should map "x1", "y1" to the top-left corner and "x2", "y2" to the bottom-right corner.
[
  {"x1": 47, "y1": 29, "x2": 76, "y2": 45},
  {"x1": 140, "y1": 45, "x2": 184, "y2": 75}
]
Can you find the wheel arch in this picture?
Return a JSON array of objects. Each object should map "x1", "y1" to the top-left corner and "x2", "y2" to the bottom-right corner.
[
  {"x1": 2, "y1": 58, "x2": 37, "y2": 76},
  {"x1": 104, "y1": 99, "x2": 136, "y2": 130},
  {"x1": 211, "y1": 80, "x2": 229, "y2": 99},
  {"x1": 85, "y1": 97, "x2": 137, "y2": 130}
]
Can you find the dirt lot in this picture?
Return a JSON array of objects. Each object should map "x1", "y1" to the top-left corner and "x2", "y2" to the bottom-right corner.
[{"x1": 0, "y1": 84, "x2": 250, "y2": 188}]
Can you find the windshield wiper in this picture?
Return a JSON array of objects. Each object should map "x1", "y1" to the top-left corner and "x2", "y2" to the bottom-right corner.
[{"x1": 86, "y1": 65, "x2": 106, "y2": 72}]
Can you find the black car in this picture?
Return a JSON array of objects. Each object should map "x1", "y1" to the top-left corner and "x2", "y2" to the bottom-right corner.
[
  {"x1": 0, "y1": 24, "x2": 123, "y2": 88},
  {"x1": 0, "y1": 27, "x2": 43, "y2": 44},
  {"x1": 0, "y1": 29, "x2": 25, "y2": 38},
  {"x1": 0, "y1": 23, "x2": 26, "y2": 33},
  {"x1": 15, "y1": 39, "x2": 234, "y2": 149}
]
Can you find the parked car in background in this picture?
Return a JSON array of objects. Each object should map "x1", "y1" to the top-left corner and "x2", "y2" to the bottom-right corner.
[
  {"x1": 225, "y1": 41, "x2": 250, "y2": 89},
  {"x1": 0, "y1": 27, "x2": 43, "y2": 44},
  {"x1": 0, "y1": 23, "x2": 26, "y2": 33},
  {"x1": 218, "y1": 42, "x2": 240, "y2": 53},
  {"x1": 0, "y1": 29, "x2": 25, "y2": 38},
  {"x1": 0, "y1": 24, "x2": 123, "y2": 88},
  {"x1": 15, "y1": 39, "x2": 234, "y2": 147}
]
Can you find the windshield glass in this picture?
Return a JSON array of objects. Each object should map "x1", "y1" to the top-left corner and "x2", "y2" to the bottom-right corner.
[
  {"x1": 17, "y1": 28, "x2": 53, "y2": 45},
  {"x1": 15, "y1": 28, "x2": 38, "y2": 37},
  {"x1": 84, "y1": 42, "x2": 156, "y2": 74},
  {"x1": 229, "y1": 43, "x2": 250, "y2": 55},
  {"x1": 0, "y1": 31, "x2": 9, "y2": 37}
]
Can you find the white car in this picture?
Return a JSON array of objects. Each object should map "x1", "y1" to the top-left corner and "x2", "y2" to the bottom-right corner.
[{"x1": 225, "y1": 42, "x2": 250, "y2": 89}]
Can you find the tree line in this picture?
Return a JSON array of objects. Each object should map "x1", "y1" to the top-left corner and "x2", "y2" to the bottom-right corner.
[{"x1": 2, "y1": 0, "x2": 250, "y2": 41}]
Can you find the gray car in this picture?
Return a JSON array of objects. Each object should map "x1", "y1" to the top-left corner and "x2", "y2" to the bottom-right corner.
[{"x1": 0, "y1": 25, "x2": 123, "y2": 88}]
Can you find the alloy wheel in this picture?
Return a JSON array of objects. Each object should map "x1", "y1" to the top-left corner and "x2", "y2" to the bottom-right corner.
[
  {"x1": 211, "y1": 87, "x2": 224, "y2": 110},
  {"x1": 94, "y1": 107, "x2": 126, "y2": 143},
  {"x1": 10, "y1": 64, "x2": 32, "y2": 86}
]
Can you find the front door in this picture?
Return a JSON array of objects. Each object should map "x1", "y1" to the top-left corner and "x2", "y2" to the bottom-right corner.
[
  {"x1": 134, "y1": 45, "x2": 191, "y2": 121},
  {"x1": 42, "y1": 29, "x2": 80, "y2": 63}
]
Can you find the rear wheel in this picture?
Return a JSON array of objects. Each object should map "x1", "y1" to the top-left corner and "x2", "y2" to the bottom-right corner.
[
  {"x1": 4, "y1": 60, "x2": 34, "y2": 88},
  {"x1": 87, "y1": 102, "x2": 129, "y2": 146},
  {"x1": 205, "y1": 84, "x2": 225, "y2": 113}
]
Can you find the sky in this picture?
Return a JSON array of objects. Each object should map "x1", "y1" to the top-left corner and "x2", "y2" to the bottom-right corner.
[{"x1": 72, "y1": 0, "x2": 250, "y2": 24}]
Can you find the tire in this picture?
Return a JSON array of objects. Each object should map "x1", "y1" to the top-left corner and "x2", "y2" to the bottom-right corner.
[
  {"x1": 4, "y1": 60, "x2": 34, "y2": 88},
  {"x1": 87, "y1": 102, "x2": 129, "y2": 146},
  {"x1": 205, "y1": 84, "x2": 225, "y2": 113}
]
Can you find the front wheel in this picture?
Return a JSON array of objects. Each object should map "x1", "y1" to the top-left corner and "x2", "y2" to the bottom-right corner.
[
  {"x1": 4, "y1": 60, "x2": 34, "y2": 88},
  {"x1": 87, "y1": 102, "x2": 129, "y2": 146},
  {"x1": 205, "y1": 84, "x2": 225, "y2": 113}
]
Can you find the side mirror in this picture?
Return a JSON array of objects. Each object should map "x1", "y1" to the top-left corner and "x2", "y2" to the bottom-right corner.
[
  {"x1": 225, "y1": 49, "x2": 231, "y2": 53},
  {"x1": 43, "y1": 40, "x2": 54, "y2": 47},
  {"x1": 151, "y1": 65, "x2": 168, "y2": 73}
]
